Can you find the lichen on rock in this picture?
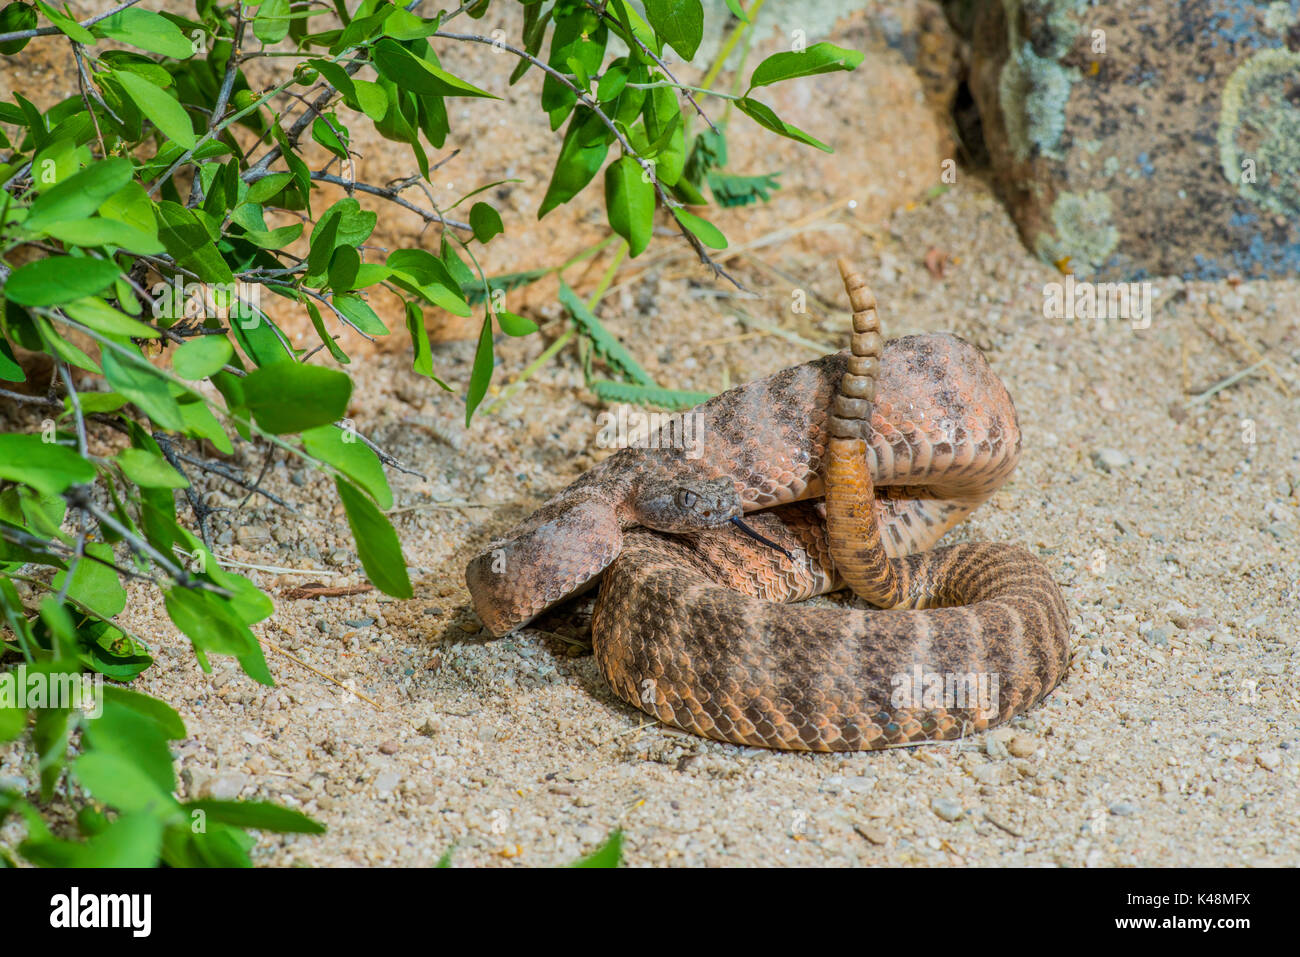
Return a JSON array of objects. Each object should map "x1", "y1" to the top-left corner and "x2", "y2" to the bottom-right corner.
[
  {"x1": 996, "y1": 0, "x2": 1085, "y2": 161},
  {"x1": 1035, "y1": 190, "x2": 1120, "y2": 273},
  {"x1": 1217, "y1": 48, "x2": 1300, "y2": 219}
]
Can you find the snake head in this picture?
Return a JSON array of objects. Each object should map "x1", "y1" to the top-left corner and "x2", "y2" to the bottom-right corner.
[{"x1": 630, "y1": 477, "x2": 741, "y2": 532}]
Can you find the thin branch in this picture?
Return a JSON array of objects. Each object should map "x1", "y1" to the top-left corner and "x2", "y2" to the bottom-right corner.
[
  {"x1": 582, "y1": 0, "x2": 720, "y2": 134},
  {"x1": 434, "y1": 29, "x2": 741, "y2": 288},
  {"x1": 309, "y1": 172, "x2": 472, "y2": 231},
  {"x1": 337, "y1": 423, "x2": 428, "y2": 480},
  {"x1": 0, "y1": 0, "x2": 145, "y2": 46}
]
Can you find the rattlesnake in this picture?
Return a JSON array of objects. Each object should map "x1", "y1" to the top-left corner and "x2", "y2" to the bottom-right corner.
[{"x1": 466, "y1": 261, "x2": 1070, "y2": 751}]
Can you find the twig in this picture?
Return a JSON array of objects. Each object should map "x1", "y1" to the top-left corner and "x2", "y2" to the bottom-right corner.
[
  {"x1": 0, "y1": 0, "x2": 145, "y2": 46},
  {"x1": 434, "y1": 29, "x2": 741, "y2": 288},
  {"x1": 338, "y1": 423, "x2": 428, "y2": 480},
  {"x1": 582, "y1": 0, "x2": 719, "y2": 134},
  {"x1": 261, "y1": 637, "x2": 384, "y2": 710},
  {"x1": 153, "y1": 431, "x2": 217, "y2": 549},
  {"x1": 306, "y1": 172, "x2": 471, "y2": 231},
  {"x1": 281, "y1": 583, "x2": 373, "y2": 599},
  {"x1": 1182, "y1": 359, "x2": 1270, "y2": 410}
]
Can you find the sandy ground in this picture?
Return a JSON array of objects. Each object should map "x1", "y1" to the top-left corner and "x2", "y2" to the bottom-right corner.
[{"x1": 3, "y1": 4, "x2": 1299, "y2": 867}]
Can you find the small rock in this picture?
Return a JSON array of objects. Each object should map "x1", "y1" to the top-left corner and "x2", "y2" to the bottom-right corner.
[
  {"x1": 374, "y1": 771, "x2": 400, "y2": 796},
  {"x1": 345, "y1": 617, "x2": 376, "y2": 629},
  {"x1": 854, "y1": 824, "x2": 889, "y2": 845},
  {"x1": 1007, "y1": 734, "x2": 1037, "y2": 758},
  {"x1": 841, "y1": 775, "x2": 876, "y2": 794},
  {"x1": 1256, "y1": 750, "x2": 1282, "y2": 772},
  {"x1": 379, "y1": 739, "x2": 400, "y2": 755},
  {"x1": 1091, "y1": 448, "x2": 1129, "y2": 472},
  {"x1": 930, "y1": 796, "x2": 963, "y2": 821},
  {"x1": 1146, "y1": 627, "x2": 1170, "y2": 647},
  {"x1": 203, "y1": 772, "x2": 249, "y2": 801},
  {"x1": 236, "y1": 525, "x2": 272, "y2": 547},
  {"x1": 1108, "y1": 801, "x2": 1138, "y2": 816}
]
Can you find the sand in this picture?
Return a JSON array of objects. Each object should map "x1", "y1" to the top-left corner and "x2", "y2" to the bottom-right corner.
[{"x1": 2, "y1": 1, "x2": 1298, "y2": 868}]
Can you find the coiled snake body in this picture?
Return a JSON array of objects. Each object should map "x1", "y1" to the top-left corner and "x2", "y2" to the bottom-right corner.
[{"x1": 467, "y1": 262, "x2": 1070, "y2": 751}]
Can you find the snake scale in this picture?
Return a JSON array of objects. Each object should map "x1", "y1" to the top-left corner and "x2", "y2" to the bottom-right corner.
[{"x1": 466, "y1": 261, "x2": 1070, "y2": 751}]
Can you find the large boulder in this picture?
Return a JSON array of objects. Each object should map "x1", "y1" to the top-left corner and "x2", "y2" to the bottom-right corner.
[{"x1": 970, "y1": 0, "x2": 1300, "y2": 280}]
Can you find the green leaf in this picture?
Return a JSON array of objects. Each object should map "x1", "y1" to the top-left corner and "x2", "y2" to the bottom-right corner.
[
  {"x1": 304, "y1": 299, "x2": 350, "y2": 366},
  {"x1": 3, "y1": 257, "x2": 121, "y2": 306},
  {"x1": 734, "y1": 97, "x2": 831, "y2": 152},
  {"x1": 572, "y1": 829, "x2": 623, "y2": 867},
  {"x1": 302, "y1": 424, "x2": 392, "y2": 509},
  {"x1": 72, "y1": 751, "x2": 176, "y2": 815},
  {"x1": 29, "y1": 813, "x2": 166, "y2": 867},
  {"x1": 242, "y1": 362, "x2": 352, "y2": 434},
  {"x1": 245, "y1": 172, "x2": 293, "y2": 205},
  {"x1": 589, "y1": 379, "x2": 712, "y2": 409},
  {"x1": 252, "y1": 0, "x2": 291, "y2": 43},
  {"x1": 334, "y1": 477, "x2": 412, "y2": 599},
  {"x1": 0, "y1": 338, "x2": 24, "y2": 382},
  {"x1": 748, "y1": 43, "x2": 865, "y2": 89},
  {"x1": 0, "y1": 2, "x2": 38, "y2": 55},
  {"x1": 42, "y1": 217, "x2": 165, "y2": 254},
  {"x1": 34, "y1": 0, "x2": 91, "y2": 42},
  {"x1": 464, "y1": 316, "x2": 493, "y2": 425},
  {"x1": 50, "y1": 541, "x2": 126, "y2": 618},
  {"x1": 22, "y1": 157, "x2": 133, "y2": 232},
  {"x1": 94, "y1": 7, "x2": 194, "y2": 58},
  {"x1": 117, "y1": 447, "x2": 188, "y2": 489},
  {"x1": 559, "y1": 279, "x2": 654, "y2": 385},
  {"x1": 82, "y1": 695, "x2": 177, "y2": 795},
  {"x1": 604, "y1": 155, "x2": 654, "y2": 257},
  {"x1": 172, "y1": 335, "x2": 233, "y2": 379},
  {"x1": 672, "y1": 208, "x2": 728, "y2": 248},
  {"x1": 102, "y1": 343, "x2": 186, "y2": 431},
  {"x1": 372, "y1": 38, "x2": 497, "y2": 99},
  {"x1": 165, "y1": 586, "x2": 258, "y2": 657},
  {"x1": 154, "y1": 201, "x2": 234, "y2": 284},
  {"x1": 112, "y1": 70, "x2": 196, "y2": 149},
  {"x1": 306, "y1": 211, "x2": 340, "y2": 279},
  {"x1": 332, "y1": 293, "x2": 388, "y2": 336},
  {"x1": 185, "y1": 800, "x2": 326, "y2": 834},
  {"x1": 328, "y1": 245, "x2": 360, "y2": 291},
  {"x1": 464, "y1": 268, "x2": 550, "y2": 307},
  {"x1": 62, "y1": 298, "x2": 159, "y2": 338},
  {"x1": 643, "y1": 0, "x2": 703, "y2": 60},
  {"x1": 496, "y1": 311, "x2": 538, "y2": 337},
  {"x1": 0, "y1": 434, "x2": 95, "y2": 495},
  {"x1": 101, "y1": 685, "x2": 185, "y2": 739},
  {"x1": 469, "y1": 202, "x2": 503, "y2": 243},
  {"x1": 538, "y1": 109, "x2": 611, "y2": 218},
  {"x1": 0, "y1": 700, "x2": 23, "y2": 742}
]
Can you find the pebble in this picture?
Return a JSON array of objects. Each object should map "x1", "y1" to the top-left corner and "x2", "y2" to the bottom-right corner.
[
  {"x1": 236, "y1": 525, "x2": 272, "y2": 547},
  {"x1": 1145, "y1": 627, "x2": 1170, "y2": 647},
  {"x1": 374, "y1": 772, "x2": 400, "y2": 796},
  {"x1": 1256, "y1": 751, "x2": 1282, "y2": 772},
  {"x1": 1007, "y1": 734, "x2": 1037, "y2": 758},
  {"x1": 930, "y1": 796, "x2": 963, "y2": 821},
  {"x1": 854, "y1": 824, "x2": 889, "y2": 845},
  {"x1": 1091, "y1": 448, "x2": 1129, "y2": 472},
  {"x1": 1109, "y1": 801, "x2": 1138, "y2": 816},
  {"x1": 204, "y1": 772, "x2": 249, "y2": 801},
  {"x1": 379, "y1": 739, "x2": 400, "y2": 755}
]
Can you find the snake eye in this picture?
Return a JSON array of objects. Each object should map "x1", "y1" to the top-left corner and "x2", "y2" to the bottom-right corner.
[{"x1": 675, "y1": 489, "x2": 698, "y2": 509}]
